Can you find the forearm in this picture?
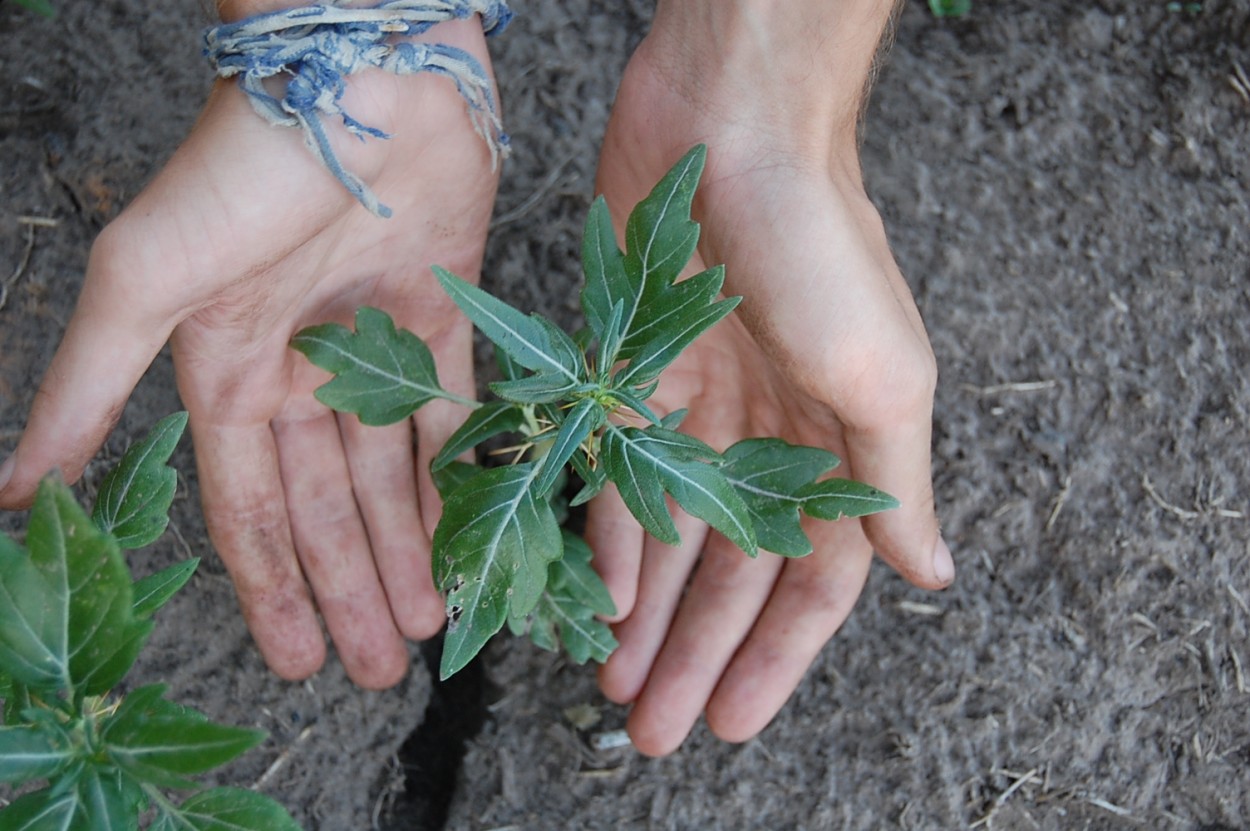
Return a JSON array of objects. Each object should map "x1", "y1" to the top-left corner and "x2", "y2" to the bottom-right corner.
[{"x1": 646, "y1": 0, "x2": 901, "y2": 152}]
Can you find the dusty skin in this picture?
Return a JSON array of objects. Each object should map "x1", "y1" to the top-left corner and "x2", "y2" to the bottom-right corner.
[{"x1": 2, "y1": 1, "x2": 1248, "y2": 828}]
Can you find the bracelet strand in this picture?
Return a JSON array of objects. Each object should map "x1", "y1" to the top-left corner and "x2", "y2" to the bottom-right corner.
[{"x1": 204, "y1": 0, "x2": 513, "y2": 218}]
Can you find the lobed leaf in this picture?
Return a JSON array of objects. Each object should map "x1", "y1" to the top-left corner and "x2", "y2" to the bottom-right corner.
[
  {"x1": 718, "y1": 439, "x2": 839, "y2": 557},
  {"x1": 488, "y1": 373, "x2": 584, "y2": 405},
  {"x1": 601, "y1": 425, "x2": 755, "y2": 554},
  {"x1": 0, "y1": 789, "x2": 76, "y2": 830},
  {"x1": 103, "y1": 683, "x2": 265, "y2": 789},
  {"x1": 433, "y1": 464, "x2": 562, "y2": 679},
  {"x1": 435, "y1": 267, "x2": 582, "y2": 384},
  {"x1": 91, "y1": 411, "x2": 187, "y2": 549},
  {"x1": 132, "y1": 559, "x2": 200, "y2": 619},
  {"x1": 432, "y1": 402, "x2": 526, "y2": 472},
  {"x1": 0, "y1": 478, "x2": 150, "y2": 696},
  {"x1": 615, "y1": 297, "x2": 739, "y2": 389},
  {"x1": 518, "y1": 533, "x2": 617, "y2": 664},
  {"x1": 291, "y1": 307, "x2": 450, "y2": 426}
]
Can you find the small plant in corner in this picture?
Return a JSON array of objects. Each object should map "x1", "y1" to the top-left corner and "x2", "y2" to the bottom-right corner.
[
  {"x1": 293, "y1": 145, "x2": 901, "y2": 681},
  {"x1": 0, "y1": 413, "x2": 301, "y2": 830}
]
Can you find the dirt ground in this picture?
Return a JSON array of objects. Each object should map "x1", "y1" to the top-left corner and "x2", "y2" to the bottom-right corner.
[{"x1": 2, "y1": 1, "x2": 1249, "y2": 829}]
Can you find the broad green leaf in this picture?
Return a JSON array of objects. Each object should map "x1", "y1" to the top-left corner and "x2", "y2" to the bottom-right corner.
[
  {"x1": 719, "y1": 439, "x2": 839, "y2": 557},
  {"x1": 132, "y1": 559, "x2": 199, "y2": 619},
  {"x1": 433, "y1": 464, "x2": 562, "y2": 679},
  {"x1": 91, "y1": 412, "x2": 187, "y2": 549},
  {"x1": 431, "y1": 461, "x2": 481, "y2": 501},
  {"x1": 519, "y1": 533, "x2": 617, "y2": 664},
  {"x1": 103, "y1": 684, "x2": 263, "y2": 789},
  {"x1": 532, "y1": 399, "x2": 605, "y2": 498},
  {"x1": 617, "y1": 266, "x2": 724, "y2": 360},
  {"x1": 434, "y1": 267, "x2": 582, "y2": 384},
  {"x1": 488, "y1": 373, "x2": 585, "y2": 405},
  {"x1": 621, "y1": 146, "x2": 706, "y2": 333},
  {"x1": 0, "y1": 789, "x2": 76, "y2": 830},
  {"x1": 72, "y1": 765, "x2": 143, "y2": 831},
  {"x1": 799, "y1": 478, "x2": 900, "y2": 520},
  {"x1": 0, "y1": 478, "x2": 150, "y2": 696},
  {"x1": 291, "y1": 307, "x2": 453, "y2": 425},
  {"x1": 432, "y1": 402, "x2": 526, "y2": 471},
  {"x1": 615, "y1": 297, "x2": 739, "y2": 389},
  {"x1": 580, "y1": 197, "x2": 631, "y2": 340},
  {"x1": 602, "y1": 426, "x2": 755, "y2": 554},
  {"x1": 0, "y1": 723, "x2": 74, "y2": 783},
  {"x1": 160, "y1": 787, "x2": 301, "y2": 831}
]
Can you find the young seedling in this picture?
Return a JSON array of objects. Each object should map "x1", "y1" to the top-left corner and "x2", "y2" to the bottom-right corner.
[
  {"x1": 293, "y1": 145, "x2": 899, "y2": 681},
  {"x1": 0, "y1": 413, "x2": 301, "y2": 831}
]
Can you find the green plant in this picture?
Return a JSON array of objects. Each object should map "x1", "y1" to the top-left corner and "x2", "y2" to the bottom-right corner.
[
  {"x1": 11, "y1": 0, "x2": 56, "y2": 17},
  {"x1": 929, "y1": 0, "x2": 971, "y2": 17},
  {"x1": 0, "y1": 413, "x2": 301, "y2": 830},
  {"x1": 293, "y1": 145, "x2": 900, "y2": 681}
]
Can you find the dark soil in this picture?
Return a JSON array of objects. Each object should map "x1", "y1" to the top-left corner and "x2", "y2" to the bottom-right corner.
[{"x1": 2, "y1": 1, "x2": 1248, "y2": 829}]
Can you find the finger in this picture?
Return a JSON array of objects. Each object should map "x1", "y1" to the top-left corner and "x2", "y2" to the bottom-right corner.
[
  {"x1": 0, "y1": 241, "x2": 174, "y2": 507},
  {"x1": 846, "y1": 401, "x2": 951, "y2": 590},
  {"x1": 193, "y1": 420, "x2": 327, "y2": 681},
  {"x1": 413, "y1": 321, "x2": 476, "y2": 539},
  {"x1": 338, "y1": 414, "x2": 444, "y2": 641},
  {"x1": 624, "y1": 538, "x2": 784, "y2": 757},
  {"x1": 705, "y1": 522, "x2": 873, "y2": 744},
  {"x1": 597, "y1": 508, "x2": 708, "y2": 706},
  {"x1": 272, "y1": 410, "x2": 410, "y2": 689},
  {"x1": 583, "y1": 484, "x2": 646, "y2": 621}
]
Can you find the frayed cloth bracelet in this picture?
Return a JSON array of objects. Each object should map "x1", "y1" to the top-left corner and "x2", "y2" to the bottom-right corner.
[{"x1": 204, "y1": 0, "x2": 513, "y2": 218}]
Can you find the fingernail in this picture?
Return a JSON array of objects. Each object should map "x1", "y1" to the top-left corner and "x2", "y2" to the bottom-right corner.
[
  {"x1": 932, "y1": 536, "x2": 955, "y2": 585},
  {"x1": 0, "y1": 454, "x2": 14, "y2": 493}
]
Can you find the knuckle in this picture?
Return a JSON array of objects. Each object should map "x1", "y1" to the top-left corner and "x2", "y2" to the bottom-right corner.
[{"x1": 823, "y1": 335, "x2": 937, "y2": 433}]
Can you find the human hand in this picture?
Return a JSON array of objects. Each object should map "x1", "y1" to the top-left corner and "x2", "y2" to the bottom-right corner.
[
  {"x1": 585, "y1": 0, "x2": 950, "y2": 755},
  {"x1": 0, "y1": 17, "x2": 499, "y2": 689}
]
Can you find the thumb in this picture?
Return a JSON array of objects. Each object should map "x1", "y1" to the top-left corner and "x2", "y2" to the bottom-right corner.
[{"x1": 0, "y1": 229, "x2": 177, "y2": 508}]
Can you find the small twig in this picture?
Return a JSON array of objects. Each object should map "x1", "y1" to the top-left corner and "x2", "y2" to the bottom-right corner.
[
  {"x1": 0, "y1": 222, "x2": 37, "y2": 312},
  {"x1": 1226, "y1": 583, "x2": 1250, "y2": 617},
  {"x1": 1230, "y1": 645, "x2": 1246, "y2": 694},
  {"x1": 17, "y1": 215, "x2": 59, "y2": 228},
  {"x1": 1084, "y1": 795, "x2": 1133, "y2": 818},
  {"x1": 1045, "y1": 475, "x2": 1072, "y2": 531},
  {"x1": 1230, "y1": 60, "x2": 1250, "y2": 106},
  {"x1": 1141, "y1": 475, "x2": 1200, "y2": 520},
  {"x1": 897, "y1": 600, "x2": 943, "y2": 616},
  {"x1": 490, "y1": 154, "x2": 576, "y2": 229},
  {"x1": 960, "y1": 380, "x2": 1057, "y2": 395},
  {"x1": 252, "y1": 725, "x2": 314, "y2": 790}
]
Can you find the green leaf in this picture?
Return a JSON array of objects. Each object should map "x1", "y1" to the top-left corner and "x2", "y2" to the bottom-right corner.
[
  {"x1": 72, "y1": 765, "x2": 144, "y2": 831},
  {"x1": 718, "y1": 439, "x2": 839, "y2": 557},
  {"x1": 0, "y1": 723, "x2": 75, "y2": 783},
  {"x1": 594, "y1": 299, "x2": 627, "y2": 376},
  {"x1": 929, "y1": 0, "x2": 971, "y2": 17},
  {"x1": 520, "y1": 533, "x2": 617, "y2": 664},
  {"x1": 91, "y1": 412, "x2": 187, "y2": 549},
  {"x1": 602, "y1": 426, "x2": 755, "y2": 554},
  {"x1": 433, "y1": 464, "x2": 562, "y2": 679},
  {"x1": 615, "y1": 297, "x2": 739, "y2": 389},
  {"x1": 132, "y1": 559, "x2": 199, "y2": 619},
  {"x1": 580, "y1": 197, "x2": 631, "y2": 340},
  {"x1": 488, "y1": 373, "x2": 585, "y2": 405},
  {"x1": 567, "y1": 452, "x2": 607, "y2": 508},
  {"x1": 610, "y1": 389, "x2": 662, "y2": 426},
  {"x1": 291, "y1": 307, "x2": 455, "y2": 425},
  {"x1": 617, "y1": 265, "x2": 725, "y2": 360},
  {"x1": 554, "y1": 531, "x2": 615, "y2": 617},
  {"x1": 432, "y1": 402, "x2": 526, "y2": 471},
  {"x1": 0, "y1": 478, "x2": 151, "y2": 696},
  {"x1": 434, "y1": 267, "x2": 582, "y2": 385},
  {"x1": 14, "y1": 0, "x2": 57, "y2": 17},
  {"x1": 532, "y1": 398, "x2": 605, "y2": 499},
  {"x1": 3, "y1": 679, "x2": 31, "y2": 725},
  {"x1": 621, "y1": 146, "x2": 706, "y2": 333},
  {"x1": 799, "y1": 478, "x2": 900, "y2": 521},
  {"x1": 0, "y1": 789, "x2": 76, "y2": 830},
  {"x1": 160, "y1": 787, "x2": 301, "y2": 831},
  {"x1": 431, "y1": 461, "x2": 481, "y2": 501},
  {"x1": 103, "y1": 684, "x2": 264, "y2": 789}
]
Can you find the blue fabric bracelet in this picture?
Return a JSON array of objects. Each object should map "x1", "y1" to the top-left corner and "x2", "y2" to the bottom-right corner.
[{"x1": 204, "y1": 0, "x2": 513, "y2": 218}]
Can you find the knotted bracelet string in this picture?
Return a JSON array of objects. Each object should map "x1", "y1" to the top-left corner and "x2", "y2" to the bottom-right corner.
[{"x1": 204, "y1": 0, "x2": 513, "y2": 218}]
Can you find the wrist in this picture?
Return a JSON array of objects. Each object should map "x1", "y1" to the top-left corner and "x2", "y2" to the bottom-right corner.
[{"x1": 646, "y1": 0, "x2": 899, "y2": 155}]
